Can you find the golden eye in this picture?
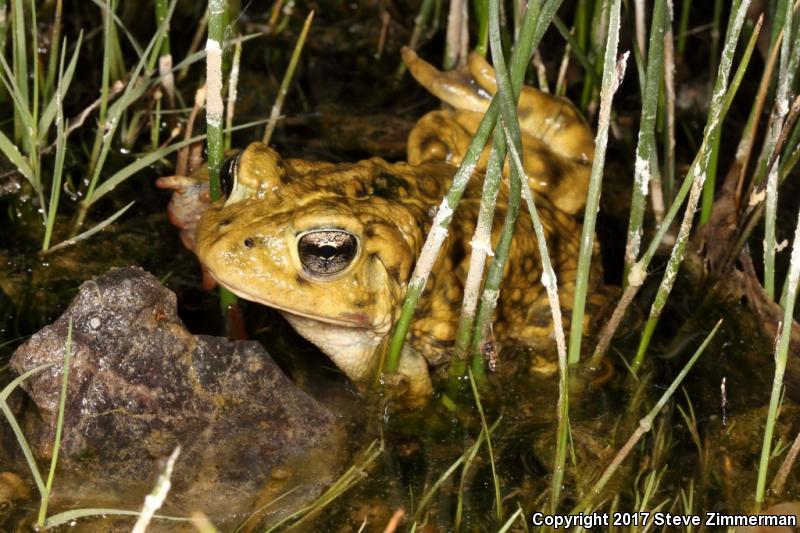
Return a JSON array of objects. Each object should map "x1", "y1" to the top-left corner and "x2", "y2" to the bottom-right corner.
[{"x1": 298, "y1": 230, "x2": 358, "y2": 276}]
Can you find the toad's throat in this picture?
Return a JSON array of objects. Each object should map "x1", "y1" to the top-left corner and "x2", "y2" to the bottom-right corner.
[{"x1": 205, "y1": 269, "x2": 372, "y2": 328}]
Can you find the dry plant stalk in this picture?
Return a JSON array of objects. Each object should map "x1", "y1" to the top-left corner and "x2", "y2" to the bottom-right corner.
[
  {"x1": 131, "y1": 446, "x2": 181, "y2": 533},
  {"x1": 444, "y1": 0, "x2": 469, "y2": 70},
  {"x1": 566, "y1": 39, "x2": 629, "y2": 364},
  {"x1": 263, "y1": 11, "x2": 314, "y2": 145},
  {"x1": 574, "y1": 320, "x2": 721, "y2": 514},
  {"x1": 661, "y1": 2, "x2": 676, "y2": 219},
  {"x1": 225, "y1": 35, "x2": 243, "y2": 151},
  {"x1": 176, "y1": 84, "x2": 206, "y2": 177},
  {"x1": 771, "y1": 430, "x2": 800, "y2": 496}
]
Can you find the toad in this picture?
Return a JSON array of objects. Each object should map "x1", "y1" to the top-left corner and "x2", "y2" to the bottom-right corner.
[{"x1": 159, "y1": 49, "x2": 601, "y2": 405}]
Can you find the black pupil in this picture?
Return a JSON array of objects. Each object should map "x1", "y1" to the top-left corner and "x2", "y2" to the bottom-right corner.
[
  {"x1": 317, "y1": 245, "x2": 337, "y2": 259},
  {"x1": 298, "y1": 231, "x2": 357, "y2": 275},
  {"x1": 219, "y1": 155, "x2": 239, "y2": 198}
]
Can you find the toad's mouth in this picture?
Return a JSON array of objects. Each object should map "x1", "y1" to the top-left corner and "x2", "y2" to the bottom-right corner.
[{"x1": 206, "y1": 270, "x2": 372, "y2": 328}]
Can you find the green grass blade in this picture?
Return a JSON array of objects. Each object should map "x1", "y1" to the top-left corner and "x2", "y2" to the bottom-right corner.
[
  {"x1": 719, "y1": 14, "x2": 763, "y2": 120},
  {"x1": 624, "y1": 0, "x2": 666, "y2": 281},
  {"x1": 0, "y1": 0, "x2": 8, "y2": 58},
  {"x1": 0, "y1": 49, "x2": 35, "y2": 134},
  {"x1": 497, "y1": 508, "x2": 524, "y2": 533},
  {"x1": 91, "y1": 134, "x2": 204, "y2": 204},
  {"x1": 551, "y1": 15, "x2": 601, "y2": 86},
  {"x1": 42, "y1": 0, "x2": 62, "y2": 101},
  {"x1": 90, "y1": 0, "x2": 145, "y2": 64},
  {"x1": 45, "y1": 509, "x2": 190, "y2": 529},
  {"x1": 0, "y1": 128, "x2": 33, "y2": 181},
  {"x1": 573, "y1": 320, "x2": 721, "y2": 513},
  {"x1": 10, "y1": 0, "x2": 28, "y2": 149},
  {"x1": 468, "y1": 369, "x2": 501, "y2": 521},
  {"x1": 454, "y1": 413, "x2": 492, "y2": 528},
  {"x1": 262, "y1": 10, "x2": 314, "y2": 146},
  {"x1": 629, "y1": 0, "x2": 752, "y2": 373},
  {"x1": 37, "y1": 319, "x2": 72, "y2": 526},
  {"x1": 0, "y1": 362, "x2": 57, "y2": 497},
  {"x1": 413, "y1": 420, "x2": 499, "y2": 524},
  {"x1": 27, "y1": 0, "x2": 37, "y2": 134},
  {"x1": 263, "y1": 441, "x2": 382, "y2": 532},
  {"x1": 755, "y1": 187, "x2": 800, "y2": 507},
  {"x1": 42, "y1": 44, "x2": 68, "y2": 251},
  {"x1": 44, "y1": 201, "x2": 134, "y2": 254},
  {"x1": 37, "y1": 32, "x2": 82, "y2": 145},
  {"x1": 567, "y1": 0, "x2": 624, "y2": 366},
  {"x1": 149, "y1": 0, "x2": 171, "y2": 72},
  {"x1": 676, "y1": 0, "x2": 692, "y2": 55}
]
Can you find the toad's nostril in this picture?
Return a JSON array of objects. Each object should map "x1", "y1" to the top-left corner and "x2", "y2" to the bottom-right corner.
[{"x1": 243, "y1": 238, "x2": 254, "y2": 248}]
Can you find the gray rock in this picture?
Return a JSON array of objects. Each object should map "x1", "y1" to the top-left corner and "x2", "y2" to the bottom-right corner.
[{"x1": 10, "y1": 267, "x2": 345, "y2": 528}]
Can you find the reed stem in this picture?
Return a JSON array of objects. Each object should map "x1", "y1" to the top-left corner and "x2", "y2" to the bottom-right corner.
[
  {"x1": 630, "y1": 0, "x2": 751, "y2": 373},
  {"x1": 224, "y1": 35, "x2": 242, "y2": 151},
  {"x1": 591, "y1": 3, "x2": 758, "y2": 365},
  {"x1": 36, "y1": 319, "x2": 72, "y2": 526},
  {"x1": 450, "y1": 145, "x2": 503, "y2": 363},
  {"x1": 467, "y1": 0, "x2": 527, "y2": 379},
  {"x1": 566, "y1": 0, "x2": 624, "y2": 366},
  {"x1": 503, "y1": 125, "x2": 569, "y2": 512},
  {"x1": 755, "y1": 197, "x2": 800, "y2": 507},
  {"x1": 385, "y1": 0, "x2": 564, "y2": 374},
  {"x1": 42, "y1": 45, "x2": 66, "y2": 252},
  {"x1": 762, "y1": 1, "x2": 796, "y2": 299},
  {"x1": 624, "y1": 0, "x2": 666, "y2": 284}
]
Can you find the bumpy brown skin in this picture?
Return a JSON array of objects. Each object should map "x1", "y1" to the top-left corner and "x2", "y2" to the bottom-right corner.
[{"x1": 190, "y1": 50, "x2": 601, "y2": 405}]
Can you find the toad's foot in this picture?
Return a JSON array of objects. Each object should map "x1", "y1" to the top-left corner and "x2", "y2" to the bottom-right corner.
[
  {"x1": 156, "y1": 173, "x2": 210, "y2": 252},
  {"x1": 382, "y1": 346, "x2": 434, "y2": 409},
  {"x1": 155, "y1": 174, "x2": 217, "y2": 290}
]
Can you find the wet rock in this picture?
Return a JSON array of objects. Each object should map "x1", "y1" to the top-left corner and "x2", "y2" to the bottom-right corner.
[{"x1": 10, "y1": 267, "x2": 345, "y2": 528}]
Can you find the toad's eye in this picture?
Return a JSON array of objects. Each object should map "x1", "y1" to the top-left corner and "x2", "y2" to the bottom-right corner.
[
  {"x1": 220, "y1": 154, "x2": 240, "y2": 199},
  {"x1": 298, "y1": 230, "x2": 358, "y2": 276}
]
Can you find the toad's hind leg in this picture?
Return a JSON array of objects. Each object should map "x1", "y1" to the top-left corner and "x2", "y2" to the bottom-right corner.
[
  {"x1": 403, "y1": 47, "x2": 594, "y2": 163},
  {"x1": 404, "y1": 47, "x2": 595, "y2": 215}
]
